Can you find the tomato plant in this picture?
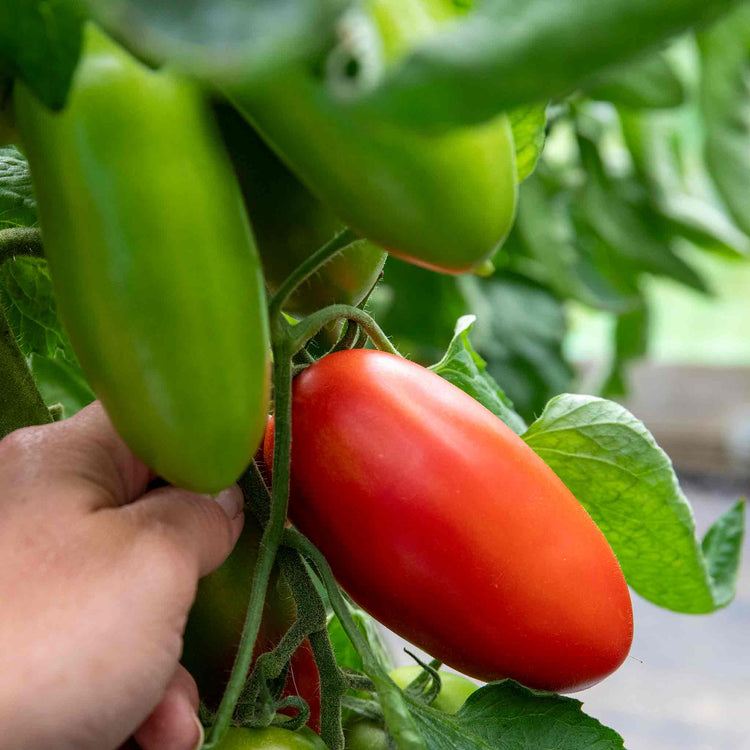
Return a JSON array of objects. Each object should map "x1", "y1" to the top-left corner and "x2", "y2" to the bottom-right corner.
[{"x1": 1, "y1": 2, "x2": 746, "y2": 750}]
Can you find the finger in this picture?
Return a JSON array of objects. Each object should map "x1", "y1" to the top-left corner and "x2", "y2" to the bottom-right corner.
[
  {"x1": 133, "y1": 665, "x2": 202, "y2": 750},
  {"x1": 125, "y1": 483, "x2": 245, "y2": 578},
  {"x1": 0, "y1": 400, "x2": 152, "y2": 511}
]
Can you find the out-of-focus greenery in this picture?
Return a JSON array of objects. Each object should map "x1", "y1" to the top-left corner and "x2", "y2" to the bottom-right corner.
[{"x1": 372, "y1": 29, "x2": 750, "y2": 422}]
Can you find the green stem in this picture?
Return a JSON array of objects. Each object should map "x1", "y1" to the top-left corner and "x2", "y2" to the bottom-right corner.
[
  {"x1": 0, "y1": 311, "x2": 51, "y2": 438},
  {"x1": 0, "y1": 227, "x2": 44, "y2": 266},
  {"x1": 291, "y1": 305, "x2": 399, "y2": 357},
  {"x1": 284, "y1": 529, "x2": 426, "y2": 750},
  {"x1": 268, "y1": 228, "x2": 359, "y2": 322},
  {"x1": 331, "y1": 320, "x2": 360, "y2": 353},
  {"x1": 204, "y1": 344, "x2": 295, "y2": 749}
]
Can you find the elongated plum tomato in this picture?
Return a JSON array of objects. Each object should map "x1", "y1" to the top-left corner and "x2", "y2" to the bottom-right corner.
[{"x1": 265, "y1": 350, "x2": 633, "y2": 692}]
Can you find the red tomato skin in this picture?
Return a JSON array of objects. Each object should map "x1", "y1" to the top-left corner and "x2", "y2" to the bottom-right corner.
[{"x1": 266, "y1": 350, "x2": 633, "y2": 693}]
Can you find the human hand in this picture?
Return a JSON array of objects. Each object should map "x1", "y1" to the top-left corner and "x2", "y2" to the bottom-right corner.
[{"x1": 0, "y1": 402, "x2": 245, "y2": 750}]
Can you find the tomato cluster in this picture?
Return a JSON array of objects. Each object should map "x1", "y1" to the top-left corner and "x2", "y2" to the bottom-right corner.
[{"x1": 11, "y1": 4, "x2": 632, "y2": 747}]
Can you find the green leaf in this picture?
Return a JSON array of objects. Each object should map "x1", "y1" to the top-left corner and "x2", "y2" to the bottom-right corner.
[
  {"x1": 356, "y1": 0, "x2": 739, "y2": 128},
  {"x1": 578, "y1": 136, "x2": 708, "y2": 292},
  {"x1": 587, "y1": 50, "x2": 686, "y2": 109},
  {"x1": 701, "y1": 500, "x2": 746, "y2": 607},
  {"x1": 0, "y1": 257, "x2": 74, "y2": 361},
  {"x1": 327, "y1": 604, "x2": 393, "y2": 675},
  {"x1": 458, "y1": 274, "x2": 574, "y2": 422},
  {"x1": 86, "y1": 0, "x2": 346, "y2": 83},
  {"x1": 0, "y1": 146, "x2": 37, "y2": 229},
  {"x1": 429, "y1": 315, "x2": 527, "y2": 435},
  {"x1": 30, "y1": 352, "x2": 94, "y2": 417},
  {"x1": 656, "y1": 193, "x2": 750, "y2": 258},
  {"x1": 406, "y1": 680, "x2": 624, "y2": 749},
  {"x1": 600, "y1": 300, "x2": 649, "y2": 398},
  {"x1": 699, "y1": 2, "x2": 750, "y2": 235},
  {"x1": 523, "y1": 394, "x2": 745, "y2": 613},
  {"x1": 515, "y1": 174, "x2": 639, "y2": 313},
  {"x1": 0, "y1": 0, "x2": 82, "y2": 110},
  {"x1": 508, "y1": 105, "x2": 547, "y2": 183}
]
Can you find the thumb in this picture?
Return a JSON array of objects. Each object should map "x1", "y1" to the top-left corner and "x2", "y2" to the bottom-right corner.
[{"x1": 123, "y1": 482, "x2": 245, "y2": 579}]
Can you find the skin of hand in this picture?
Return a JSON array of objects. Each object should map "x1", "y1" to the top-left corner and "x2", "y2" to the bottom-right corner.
[{"x1": 0, "y1": 401, "x2": 245, "y2": 750}]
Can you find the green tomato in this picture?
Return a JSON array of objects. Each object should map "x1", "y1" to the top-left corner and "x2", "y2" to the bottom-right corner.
[
  {"x1": 345, "y1": 666, "x2": 478, "y2": 749},
  {"x1": 225, "y1": 0, "x2": 517, "y2": 275},
  {"x1": 215, "y1": 726, "x2": 327, "y2": 750},
  {"x1": 215, "y1": 102, "x2": 386, "y2": 317},
  {"x1": 13, "y1": 24, "x2": 270, "y2": 492}
]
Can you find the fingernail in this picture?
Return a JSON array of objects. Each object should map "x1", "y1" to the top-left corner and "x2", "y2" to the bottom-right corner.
[
  {"x1": 213, "y1": 484, "x2": 243, "y2": 520},
  {"x1": 191, "y1": 713, "x2": 205, "y2": 750}
]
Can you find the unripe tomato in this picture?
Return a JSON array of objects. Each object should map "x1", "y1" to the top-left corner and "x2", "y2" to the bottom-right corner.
[
  {"x1": 183, "y1": 514, "x2": 321, "y2": 732},
  {"x1": 226, "y1": 0, "x2": 517, "y2": 275},
  {"x1": 265, "y1": 350, "x2": 633, "y2": 692},
  {"x1": 14, "y1": 24, "x2": 270, "y2": 492},
  {"x1": 215, "y1": 726, "x2": 327, "y2": 749},
  {"x1": 215, "y1": 103, "x2": 386, "y2": 318}
]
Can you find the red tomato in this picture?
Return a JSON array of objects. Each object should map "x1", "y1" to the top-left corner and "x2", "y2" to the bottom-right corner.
[{"x1": 265, "y1": 350, "x2": 633, "y2": 692}]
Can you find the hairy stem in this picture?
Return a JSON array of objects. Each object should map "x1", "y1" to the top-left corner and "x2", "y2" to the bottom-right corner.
[
  {"x1": 291, "y1": 305, "x2": 399, "y2": 357},
  {"x1": 0, "y1": 227, "x2": 44, "y2": 266},
  {"x1": 284, "y1": 529, "x2": 425, "y2": 750},
  {"x1": 204, "y1": 345, "x2": 294, "y2": 748},
  {"x1": 268, "y1": 229, "x2": 358, "y2": 322}
]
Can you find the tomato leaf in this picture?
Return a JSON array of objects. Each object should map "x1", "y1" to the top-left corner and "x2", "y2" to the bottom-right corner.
[
  {"x1": 355, "y1": 0, "x2": 738, "y2": 128},
  {"x1": 523, "y1": 394, "x2": 745, "y2": 613},
  {"x1": 656, "y1": 194, "x2": 750, "y2": 259},
  {"x1": 0, "y1": 257, "x2": 92, "y2": 416},
  {"x1": 429, "y1": 315, "x2": 527, "y2": 435},
  {"x1": 586, "y1": 50, "x2": 686, "y2": 109},
  {"x1": 515, "y1": 174, "x2": 639, "y2": 313},
  {"x1": 0, "y1": 146, "x2": 37, "y2": 229},
  {"x1": 458, "y1": 274, "x2": 575, "y2": 423},
  {"x1": 0, "y1": 0, "x2": 82, "y2": 110},
  {"x1": 0, "y1": 257, "x2": 72, "y2": 361},
  {"x1": 405, "y1": 680, "x2": 624, "y2": 748},
  {"x1": 86, "y1": 0, "x2": 346, "y2": 83},
  {"x1": 508, "y1": 105, "x2": 547, "y2": 183},
  {"x1": 699, "y1": 2, "x2": 750, "y2": 236},
  {"x1": 578, "y1": 136, "x2": 708, "y2": 293},
  {"x1": 327, "y1": 605, "x2": 393, "y2": 675},
  {"x1": 29, "y1": 352, "x2": 94, "y2": 417}
]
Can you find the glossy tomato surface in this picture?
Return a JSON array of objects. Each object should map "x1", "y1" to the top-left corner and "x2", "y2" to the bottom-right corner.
[{"x1": 266, "y1": 350, "x2": 633, "y2": 692}]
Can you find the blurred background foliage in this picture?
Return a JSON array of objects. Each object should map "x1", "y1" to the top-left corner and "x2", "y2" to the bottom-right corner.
[{"x1": 370, "y1": 19, "x2": 750, "y2": 422}]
